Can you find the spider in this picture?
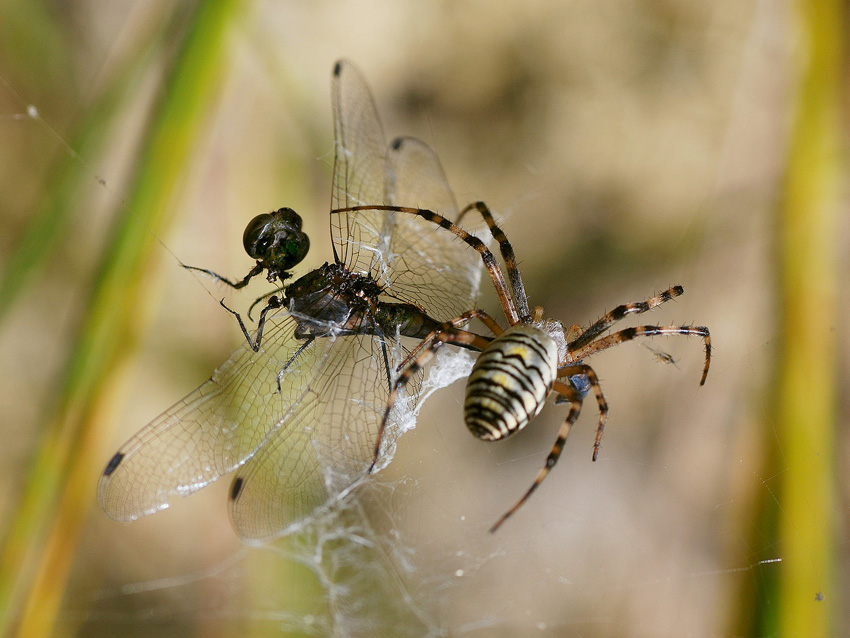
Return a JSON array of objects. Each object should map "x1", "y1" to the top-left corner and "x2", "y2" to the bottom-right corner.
[{"x1": 334, "y1": 201, "x2": 711, "y2": 532}]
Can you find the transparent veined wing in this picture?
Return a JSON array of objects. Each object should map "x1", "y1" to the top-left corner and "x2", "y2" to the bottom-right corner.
[
  {"x1": 100, "y1": 60, "x2": 479, "y2": 540},
  {"x1": 227, "y1": 69, "x2": 483, "y2": 540},
  {"x1": 329, "y1": 61, "x2": 483, "y2": 323},
  {"x1": 329, "y1": 59, "x2": 387, "y2": 250},
  {"x1": 386, "y1": 136, "x2": 459, "y2": 218},
  {"x1": 373, "y1": 136, "x2": 483, "y2": 322},
  {"x1": 226, "y1": 331, "x2": 419, "y2": 540},
  {"x1": 98, "y1": 310, "x2": 343, "y2": 522}
]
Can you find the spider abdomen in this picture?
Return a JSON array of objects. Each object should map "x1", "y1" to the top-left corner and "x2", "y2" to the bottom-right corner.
[{"x1": 465, "y1": 324, "x2": 558, "y2": 441}]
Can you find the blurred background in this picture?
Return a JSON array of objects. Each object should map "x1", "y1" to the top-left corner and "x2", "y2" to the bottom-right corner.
[{"x1": 0, "y1": 0, "x2": 846, "y2": 636}]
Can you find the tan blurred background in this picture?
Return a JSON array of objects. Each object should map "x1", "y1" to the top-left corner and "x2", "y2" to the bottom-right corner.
[{"x1": 0, "y1": 0, "x2": 846, "y2": 636}]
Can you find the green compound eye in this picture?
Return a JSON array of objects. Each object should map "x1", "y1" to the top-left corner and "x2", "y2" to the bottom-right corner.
[
  {"x1": 241, "y1": 208, "x2": 309, "y2": 270},
  {"x1": 281, "y1": 234, "x2": 309, "y2": 265}
]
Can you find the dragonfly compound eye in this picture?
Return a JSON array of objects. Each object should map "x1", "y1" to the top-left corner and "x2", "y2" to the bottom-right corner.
[
  {"x1": 242, "y1": 208, "x2": 310, "y2": 271},
  {"x1": 242, "y1": 213, "x2": 275, "y2": 259}
]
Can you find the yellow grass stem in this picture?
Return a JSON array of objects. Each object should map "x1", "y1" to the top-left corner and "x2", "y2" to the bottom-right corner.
[{"x1": 773, "y1": 0, "x2": 843, "y2": 634}]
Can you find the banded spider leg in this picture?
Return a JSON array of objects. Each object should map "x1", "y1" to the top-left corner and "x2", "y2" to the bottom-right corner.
[
  {"x1": 336, "y1": 201, "x2": 710, "y2": 532},
  {"x1": 338, "y1": 202, "x2": 609, "y2": 532},
  {"x1": 565, "y1": 288, "x2": 712, "y2": 460}
]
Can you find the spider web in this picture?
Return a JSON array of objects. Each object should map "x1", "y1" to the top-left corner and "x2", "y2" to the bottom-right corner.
[{"x1": 2, "y1": 3, "x2": 846, "y2": 636}]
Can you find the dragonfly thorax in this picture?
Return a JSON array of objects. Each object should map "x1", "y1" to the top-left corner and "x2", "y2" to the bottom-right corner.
[{"x1": 283, "y1": 262, "x2": 384, "y2": 337}]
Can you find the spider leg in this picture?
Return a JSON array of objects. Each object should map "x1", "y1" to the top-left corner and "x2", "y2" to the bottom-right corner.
[
  {"x1": 457, "y1": 201, "x2": 531, "y2": 321},
  {"x1": 335, "y1": 205, "x2": 521, "y2": 325},
  {"x1": 397, "y1": 308, "x2": 503, "y2": 371},
  {"x1": 568, "y1": 286, "x2": 685, "y2": 350},
  {"x1": 182, "y1": 262, "x2": 265, "y2": 289},
  {"x1": 570, "y1": 325, "x2": 711, "y2": 386},
  {"x1": 489, "y1": 378, "x2": 586, "y2": 533},
  {"x1": 370, "y1": 326, "x2": 491, "y2": 473},
  {"x1": 557, "y1": 364, "x2": 609, "y2": 461}
]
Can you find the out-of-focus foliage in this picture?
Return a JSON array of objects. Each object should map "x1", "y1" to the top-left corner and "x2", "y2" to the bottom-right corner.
[{"x1": 0, "y1": 0, "x2": 845, "y2": 636}]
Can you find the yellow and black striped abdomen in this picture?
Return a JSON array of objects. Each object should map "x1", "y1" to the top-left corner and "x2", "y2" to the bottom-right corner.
[{"x1": 465, "y1": 324, "x2": 558, "y2": 441}]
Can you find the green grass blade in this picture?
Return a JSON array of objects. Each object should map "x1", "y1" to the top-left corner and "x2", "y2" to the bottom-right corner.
[{"x1": 0, "y1": 0, "x2": 243, "y2": 634}]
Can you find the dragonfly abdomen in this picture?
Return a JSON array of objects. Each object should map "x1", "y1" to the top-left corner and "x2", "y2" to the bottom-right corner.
[
  {"x1": 376, "y1": 303, "x2": 442, "y2": 340},
  {"x1": 464, "y1": 324, "x2": 558, "y2": 441}
]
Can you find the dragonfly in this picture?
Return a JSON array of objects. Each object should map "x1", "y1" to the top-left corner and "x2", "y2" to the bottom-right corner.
[{"x1": 98, "y1": 60, "x2": 485, "y2": 541}]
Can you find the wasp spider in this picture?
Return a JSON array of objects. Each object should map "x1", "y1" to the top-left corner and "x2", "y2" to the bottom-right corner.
[{"x1": 334, "y1": 202, "x2": 711, "y2": 532}]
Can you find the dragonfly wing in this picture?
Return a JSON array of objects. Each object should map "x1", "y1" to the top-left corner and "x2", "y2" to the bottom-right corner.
[
  {"x1": 228, "y1": 332, "x2": 419, "y2": 540},
  {"x1": 329, "y1": 63, "x2": 483, "y2": 322},
  {"x1": 383, "y1": 136, "x2": 483, "y2": 319},
  {"x1": 335, "y1": 136, "x2": 484, "y2": 322},
  {"x1": 330, "y1": 60, "x2": 387, "y2": 267},
  {"x1": 97, "y1": 313, "x2": 339, "y2": 521},
  {"x1": 385, "y1": 136, "x2": 459, "y2": 216}
]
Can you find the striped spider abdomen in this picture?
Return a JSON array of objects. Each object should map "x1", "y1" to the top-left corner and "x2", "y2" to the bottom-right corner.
[{"x1": 465, "y1": 324, "x2": 558, "y2": 441}]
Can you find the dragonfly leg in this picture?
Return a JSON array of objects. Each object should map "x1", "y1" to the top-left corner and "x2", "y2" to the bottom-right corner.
[
  {"x1": 219, "y1": 295, "x2": 283, "y2": 352},
  {"x1": 275, "y1": 335, "x2": 315, "y2": 393},
  {"x1": 249, "y1": 286, "x2": 286, "y2": 321},
  {"x1": 183, "y1": 261, "x2": 265, "y2": 289}
]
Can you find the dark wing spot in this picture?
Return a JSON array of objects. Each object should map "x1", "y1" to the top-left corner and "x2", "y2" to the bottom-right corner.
[
  {"x1": 103, "y1": 452, "x2": 124, "y2": 476},
  {"x1": 333, "y1": 61, "x2": 342, "y2": 76},
  {"x1": 230, "y1": 476, "x2": 244, "y2": 500},
  {"x1": 391, "y1": 137, "x2": 403, "y2": 150}
]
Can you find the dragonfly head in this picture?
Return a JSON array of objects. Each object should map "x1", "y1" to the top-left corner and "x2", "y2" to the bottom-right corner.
[{"x1": 242, "y1": 207, "x2": 310, "y2": 276}]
